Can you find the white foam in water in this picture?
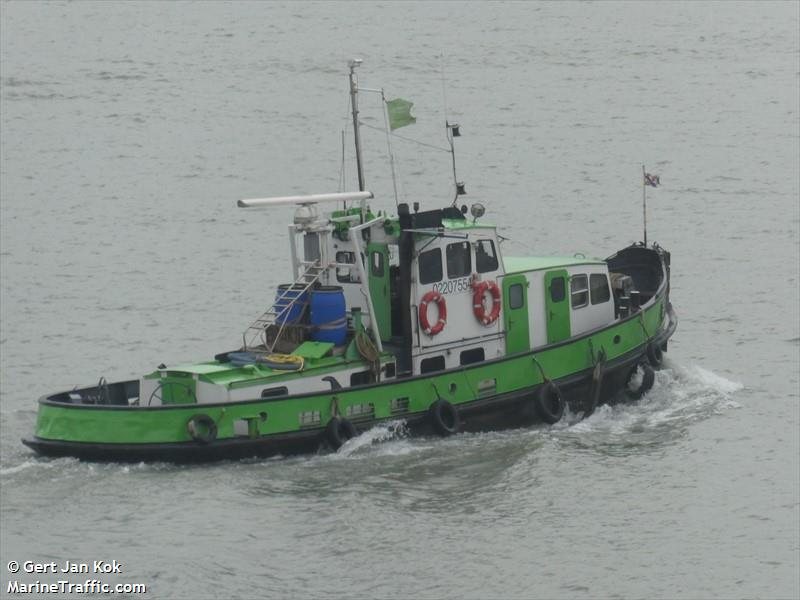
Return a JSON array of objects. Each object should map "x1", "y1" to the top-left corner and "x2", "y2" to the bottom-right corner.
[
  {"x1": 559, "y1": 359, "x2": 743, "y2": 436},
  {"x1": 0, "y1": 456, "x2": 76, "y2": 478},
  {"x1": 0, "y1": 460, "x2": 44, "y2": 476},
  {"x1": 683, "y1": 364, "x2": 744, "y2": 395},
  {"x1": 334, "y1": 420, "x2": 410, "y2": 458}
]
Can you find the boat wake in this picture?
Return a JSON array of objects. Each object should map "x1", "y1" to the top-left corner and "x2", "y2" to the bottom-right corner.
[
  {"x1": 548, "y1": 358, "x2": 743, "y2": 454},
  {"x1": 0, "y1": 455, "x2": 81, "y2": 481},
  {"x1": 328, "y1": 358, "x2": 744, "y2": 460},
  {"x1": 334, "y1": 420, "x2": 411, "y2": 458}
]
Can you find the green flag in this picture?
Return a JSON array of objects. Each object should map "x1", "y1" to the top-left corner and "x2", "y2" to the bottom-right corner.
[{"x1": 386, "y1": 98, "x2": 416, "y2": 130}]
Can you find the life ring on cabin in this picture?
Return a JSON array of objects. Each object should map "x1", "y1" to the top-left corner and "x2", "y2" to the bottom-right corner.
[
  {"x1": 429, "y1": 399, "x2": 461, "y2": 436},
  {"x1": 535, "y1": 381, "x2": 565, "y2": 424},
  {"x1": 647, "y1": 343, "x2": 664, "y2": 368},
  {"x1": 419, "y1": 291, "x2": 447, "y2": 336},
  {"x1": 186, "y1": 414, "x2": 218, "y2": 444},
  {"x1": 472, "y1": 280, "x2": 502, "y2": 326},
  {"x1": 326, "y1": 416, "x2": 357, "y2": 450},
  {"x1": 625, "y1": 362, "x2": 655, "y2": 400}
]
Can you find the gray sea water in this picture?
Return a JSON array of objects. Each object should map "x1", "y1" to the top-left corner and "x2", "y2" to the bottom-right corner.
[{"x1": 1, "y1": 2, "x2": 798, "y2": 599}]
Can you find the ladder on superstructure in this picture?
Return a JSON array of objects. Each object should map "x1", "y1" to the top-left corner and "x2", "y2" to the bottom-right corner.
[{"x1": 242, "y1": 261, "x2": 326, "y2": 352}]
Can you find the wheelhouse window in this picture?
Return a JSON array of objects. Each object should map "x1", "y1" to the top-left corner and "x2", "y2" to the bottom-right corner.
[
  {"x1": 570, "y1": 274, "x2": 589, "y2": 309},
  {"x1": 418, "y1": 248, "x2": 443, "y2": 284},
  {"x1": 590, "y1": 273, "x2": 611, "y2": 305},
  {"x1": 336, "y1": 251, "x2": 357, "y2": 283},
  {"x1": 446, "y1": 242, "x2": 471, "y2": 279},
  {"x1": 475, "y1": 239, "x2": 498, "y2": 273},
  {"x1": 304, "y1": 233, "x2": 321, "y2": 262}
]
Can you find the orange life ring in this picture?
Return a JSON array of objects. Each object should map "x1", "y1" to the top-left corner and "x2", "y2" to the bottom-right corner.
[
  {"x1": 472, "y1": 280, "x2": 501, "y2": 325},
  {"x1": 419, "y1": 290, "x2": 447, "y2": 336}
]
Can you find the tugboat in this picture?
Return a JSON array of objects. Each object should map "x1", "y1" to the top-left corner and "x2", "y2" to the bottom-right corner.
[{"x1": 23, "y1": 61, "x2": 677, "y2": 463}]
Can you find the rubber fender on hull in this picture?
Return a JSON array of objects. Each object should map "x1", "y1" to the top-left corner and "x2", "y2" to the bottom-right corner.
[
  {"x1": 535, "y1": 381, "x2": 565, "y2": 424},
  {"x1": 429, "y1": 399, "x2": 460, "y2": 436},
  {"x1": 647, "y1": 343, "x2": 664, "y2": 368},
  {"x1": 186, "y1": 414, "x2": 218, "y2": 444},
  {"x1": 625, "y1": 363, "x2": 655, "y2": 400},
  {"x1": 325, "y1": 416, "x2": 357, "y2": 450}
]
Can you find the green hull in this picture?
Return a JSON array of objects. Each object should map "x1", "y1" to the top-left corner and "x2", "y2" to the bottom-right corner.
[{"x1": 24, "y1": 296, "x2": 676, "y2": 463}]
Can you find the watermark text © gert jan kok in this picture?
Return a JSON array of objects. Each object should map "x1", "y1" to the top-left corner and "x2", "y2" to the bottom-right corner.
[{"x1": 7, "y1": 560, "x2": 122, "y2": 574}]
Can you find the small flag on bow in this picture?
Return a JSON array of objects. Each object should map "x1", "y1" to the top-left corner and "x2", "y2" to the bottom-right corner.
[
  {"x1": 644, "y1": 172, "x2": 661, "y2": 187},
  {"x1": 386, "y1": 98, "x2": 416, "y2": 131}
]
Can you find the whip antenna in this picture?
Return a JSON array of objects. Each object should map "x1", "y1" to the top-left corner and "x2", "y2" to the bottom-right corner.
[
  {"x1": 642, "y1": 165, "x2": 661, "y2": 246},
  {"x1": 440, "y1": 55, "x2": 466, "y2": 204}
]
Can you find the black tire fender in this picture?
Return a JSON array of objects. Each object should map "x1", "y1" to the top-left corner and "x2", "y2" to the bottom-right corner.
[
  {"x1": 535, "y1": 381, "x2": 565, "y2": 424},
  {"x1": 326, "y1": 416, "x2": 357, "y2": 450},
  {"x1": 186, "y1": 414, "x2": 218, "y2": 444},
  {"x1": 429, "y1": 399, "x2": 460, "y2": 436},
  {"x1": 625, "y1": 363, "x2": 655, "y2": 400},
  {"x1": 647, "y1": 343, "x2": 664, "y2": 368}
]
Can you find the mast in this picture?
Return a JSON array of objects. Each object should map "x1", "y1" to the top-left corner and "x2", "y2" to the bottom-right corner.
[
  {"x1": 642, "y1": 164, "x2": 648, "y2": 246},
  {"x1": 348, "y1": 59, "x2": 366, "y2": 193}
]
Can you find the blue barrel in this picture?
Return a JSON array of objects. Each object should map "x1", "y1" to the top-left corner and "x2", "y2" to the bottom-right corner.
[
  {"x1": 275, "y1": 284, "x2": 308, "y2": 324},
  {"x1": 310, "y1": 286, "x2": 347, "y2": 345}
]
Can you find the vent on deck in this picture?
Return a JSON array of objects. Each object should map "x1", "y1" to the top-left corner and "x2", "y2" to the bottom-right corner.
[
  {"x1": 390, "y1": 397, "x2": 409, "y2": 415},
  {"x1": 478, "y1": 378, "x2": 497, "y2": 398},
  {"x1": 299, "y1": 411, "x2": 322, "y2": 428},
  {"x1": 345, "y1": 403, "x2": 375, "y2": 421}
]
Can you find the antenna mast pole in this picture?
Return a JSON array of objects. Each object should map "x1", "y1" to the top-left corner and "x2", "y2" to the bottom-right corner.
[
  {"x1": 348, "y1": 59, "x2": 366, "y2": 193},
  {"x1": 642, "y1": 164, "x2": 648, "y2": 246}
]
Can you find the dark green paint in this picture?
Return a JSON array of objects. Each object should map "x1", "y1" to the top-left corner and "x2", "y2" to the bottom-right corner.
[
  {"x1": 502, "y1": 273, "x2": 530, "y2": 353},
  {"x1": 367, "y1": 242, "x2": 392, "y2": 342},
  {"x1": 545, "y1": 269, "x2": 571, "y2": 344}
]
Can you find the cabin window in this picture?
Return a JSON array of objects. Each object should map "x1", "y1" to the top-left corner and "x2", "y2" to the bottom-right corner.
[
  {"x1": 570, "y1": 274, "x2": 589, "y2": 309},
  {"x1": 420, "y1": 355, "x2": 446, "y2": 374},
  {"x1": 475, "y1": 239, "x2": 499, "y2": 273},
  {"x1": 460, "y1": 347, "x2": 485, "y2": 365},
  {"x1": 509, "y1": 283, "x2": 524, "y2": 309},
  {"x1": 336, "y1": 251, "x2": 358, "y2": 283},
  {"x1": 261, "y1": 386, "x2": 289, "y2": 399},
  {"x1": 590, "y1": 273, "x2": 611, "y2": 305},
  {"x1": 550, "y1": 277, "x2": 566, "y2": 302},
  {"x1": 350, "y1": 371, "x2": 372, "y2": 386},
  {"x1": 418, "y1": 248, "x2": 443, "y2": 284},
  {"x1": 371, "y1": 251, "x2": 385, "y2": 277},
  {"x1": 304, "y1": 233, "x2": 321, "y2": 262},
  {"x1": 446, "y1": 241, "x2": 472, "y2": 278}
]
